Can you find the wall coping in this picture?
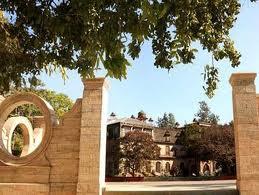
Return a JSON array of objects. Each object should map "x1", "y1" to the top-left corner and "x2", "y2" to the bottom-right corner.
[
  {"x1": 82, "y1": 77, "x2": 110, "y2": 90},
  {"x1": 229, "y1": 73, "x2": 256, "y2": 86}
]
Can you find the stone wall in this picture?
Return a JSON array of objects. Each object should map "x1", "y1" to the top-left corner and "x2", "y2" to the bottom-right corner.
[
  {"x1": 0, "y1": 78, "x2": 108, "y2": 195},
  {"x1": 48, "y1": 98, "x2": 82, "y2": 194}
]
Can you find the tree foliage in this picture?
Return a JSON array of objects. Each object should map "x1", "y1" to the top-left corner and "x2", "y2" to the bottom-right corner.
[
  {"x1": 176, "y1": 123, "x2": 235, "y2": 175},
  {"x1": 7, "y1": 79, "x2": 74, "y2": 118},
  {"x1": 195, "y1": 101, "x2": 219, "y2": 124},
  {"x1": 175, "y1": 123, "x2": 203, "y2": 157},
  {"x1": 120, "y1": 131, "x2": 160, "y2": 177},
  {"x1": 199, "y1": 124, "x2": 235, "y2": 174},
  {"x1": 157, "y1": 112, "x2": 176, "y2": 128},
  {"x1": 0, "y1": 0, "x2": 247, "y2": 96},
  {"x1": 31, "y1": 88, "x2": 74, "y2": 118}
]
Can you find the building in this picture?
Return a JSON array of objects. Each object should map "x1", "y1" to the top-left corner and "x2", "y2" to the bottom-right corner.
[{"x1": 106, "y1": 112, "x2": 216, "y2": 177}]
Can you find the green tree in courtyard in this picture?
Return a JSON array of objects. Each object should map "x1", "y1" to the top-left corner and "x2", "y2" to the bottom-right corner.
[
  {"x1": 176, "y1": 123, "x2": 235, "y2": 175},
  {"x1": 195, "y1": 101, "x2": 219, "y2": 124},
  {"x1": 176, "y1": 123, "x2": 203, "y2": 158},
  {"x1": 120, "y1": 131, "x2": 160, "y2": 177},
  {"x1": 0, "y1": 1, "x2": 254, "y2": 96},
  {"x1": 198, "y1": 124, "x2": 235, "y2": 175},
  {"x1": 157, "y1": 112, "x2": 176, "y2": 128}
]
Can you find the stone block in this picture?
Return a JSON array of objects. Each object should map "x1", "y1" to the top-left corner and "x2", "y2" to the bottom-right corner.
[
  {"x1": 50, "y1": 183, "x2": 77, "y2": 195},
  {"x1": 0, "y1": 183, "x2": 49, "y2": 195},
  {"x1": 0, "y1": 166, "x2": 50, "y2": 183}
]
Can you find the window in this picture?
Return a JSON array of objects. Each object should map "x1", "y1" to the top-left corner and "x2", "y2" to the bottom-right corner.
[
  {"x1": 124, "y1": 126, "x2": 131, "y2": 134},
  {"x1": 156, "y1": 162, "x2": 161, "y2": 173},
  {"x1": 107, "y1": 128, "x2": 113, "y2": 139},
  {"x1": 143, "y1": 129, "x2": 152, "y2": 135},
  {"x1": 164, "y1": 130, "x2": 170, "y2": 142},
  {"x1": 166, "y1": 146, "x2": 170, "y2": 156},
  {"x1": 203, "y1": 163, "x2": 210, "y2": 175},
  {"x1": 114, "y1": 127, "x2": 120, "y2": 138},
  {"x1": 134, "y1": 127, "x2": 142, "y2": 131},
  {"x1": 165, "y1": 162, "x2": 170, "y2": 173},
  {"x1": 107, "y1": 126, "x2": 120, "y2": 139}
]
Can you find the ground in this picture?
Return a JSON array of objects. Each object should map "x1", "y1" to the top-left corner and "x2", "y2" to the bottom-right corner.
[{"x1": 104, "y1": 180, "x2": 237, "y2": 195}]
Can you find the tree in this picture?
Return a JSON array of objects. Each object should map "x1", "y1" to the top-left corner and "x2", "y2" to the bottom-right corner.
[
  {"x1": 30, "y1": 89, "x2": 74, "y2": 118},
  {"x1": 137, "y1": 110, "x2": 147, "y2": 121},
  {"x1": 176, "y1": 123, "x2": 203, "y2": 158},
  {"x1": 120, "y1": 131, "x2": 160, "y2": 177},
  {"x1": 176, "y1": 123, "x2": 236, "y2": 175},
  {"x1": 195, "y1": 101, "x2": 219, "y2": 124},
  {"x1": 7, "y1": 80, "x2": 74, "y2": 119},
  {"x1": 199, "y1": 124, "x2": 235, "y2": 175},
  {"x1": 157, "y1": 112, "x2": 176, "y2": 128},
  {"x1": 0, "y1": 1, "x2": 249, "y2": 96}
]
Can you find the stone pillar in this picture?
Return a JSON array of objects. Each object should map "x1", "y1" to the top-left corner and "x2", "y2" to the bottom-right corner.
[
  {"x1": 230, "y1": 73, "x2": 259, "y2": 194},
  {"x1": 77, "y1": 78, "x2": 109, "y2": 195}
]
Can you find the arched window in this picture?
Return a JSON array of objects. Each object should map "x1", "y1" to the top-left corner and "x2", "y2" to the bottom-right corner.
[
  {"x1": 165, "y1": 162, "x2": 170, "y2": 173},
  {"x1": 203, "y1": 163, "x2": 210, "y2": 176},
  {"x1": 156, "y1": 162, "x2": 161, "y2": 173},
  {"x1": 164, "y1": 130, "x2": 170, "y2": 142}
]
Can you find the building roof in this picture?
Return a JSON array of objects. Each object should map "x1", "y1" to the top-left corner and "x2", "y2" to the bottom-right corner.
[
  {"x1": 153, "y1": 127, "x2": 181, "y2": 144},
  {"x1": 107, "y1": 116, "x2": 184, "y2": 144},
  {"x1": 184, "y1": 122, "x2": 212, "y2": 127},
  {"x1": 108, "y1": 117, "x2": 154, "y2": 128}
]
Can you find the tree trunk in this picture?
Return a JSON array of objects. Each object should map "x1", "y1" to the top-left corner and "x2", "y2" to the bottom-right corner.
[{"x1": 132, "y1": 164, "x2": 135, "y2": 177}]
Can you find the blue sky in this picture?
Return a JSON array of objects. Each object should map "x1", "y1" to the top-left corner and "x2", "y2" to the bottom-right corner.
[{"x1": 41, "y1": 2, "x2": 259, "y2": 125}]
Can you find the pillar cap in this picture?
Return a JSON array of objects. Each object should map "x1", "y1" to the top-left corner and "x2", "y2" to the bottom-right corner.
[
  {"x1": 82, "y1": 77, "x2": 110, "y2": 90},
  {"x1": 229, "y1": 73, "x2": 256, "y2": 86}
]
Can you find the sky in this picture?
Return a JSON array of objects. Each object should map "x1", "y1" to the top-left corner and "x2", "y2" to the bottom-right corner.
[{"x1": 40, "y1": 2, "x2": 259, "y2": 125}]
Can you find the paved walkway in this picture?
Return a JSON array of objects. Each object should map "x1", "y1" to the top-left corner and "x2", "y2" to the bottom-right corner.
[{"x1": 105, "y1": 180, "x2": 237, "y2": 194}]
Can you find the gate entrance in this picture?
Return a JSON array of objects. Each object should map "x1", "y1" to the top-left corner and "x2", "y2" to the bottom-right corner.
[{"x1": 0, "y1": 73, "x2": 255, "y2": 195}]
